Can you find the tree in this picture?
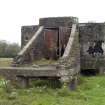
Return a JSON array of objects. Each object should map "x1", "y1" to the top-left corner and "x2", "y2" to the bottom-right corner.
[{"x1": 0, "y1": 40, "x2": 20, "y2": 58}]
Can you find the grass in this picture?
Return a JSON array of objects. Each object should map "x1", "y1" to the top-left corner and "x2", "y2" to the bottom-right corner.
[
  {"x1": 15, "y1": 58, "x2": 57, "y2": 67},
  {"x1": 0, "y1": 76, "x2": 105, "y2": 105},
  {"x1": 31, "y1": 58, "x2": 57, "y2": 67},
  {"x1": 0, "y1": 58, "x2": 13, "y2": 67}
]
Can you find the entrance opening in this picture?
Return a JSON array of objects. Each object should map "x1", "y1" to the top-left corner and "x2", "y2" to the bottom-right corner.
[
  {"x1": 44, "y1": 28, "x2": 59, "y2": 60},
  {"x1": 44, "y1": 27, "x2": 71, "y2": 60},
  {"x1": 81, "y1": 69, "x2": 99, "y2": 76}
]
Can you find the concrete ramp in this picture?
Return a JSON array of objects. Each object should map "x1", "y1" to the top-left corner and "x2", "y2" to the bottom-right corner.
[
  {"x1": 58, "y1": 24, "x2": 80, "y2": 85},
  {"x1": 62, "y1": 24, "x2": 77, "y2": 58}
]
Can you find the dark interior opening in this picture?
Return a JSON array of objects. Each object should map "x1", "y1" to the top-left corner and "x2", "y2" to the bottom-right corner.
[
  {"x1": 56, "y1": 28, "x2": 65, "y2": 58},
  {"x1": 56, "y1": 29, "x2": 60, "y2": 58},
  {"x1": 61, "y1": 45, "x2": 65, "y2": 56},
  {"x1": 81, "y1": 69, "x2": 99, "y2": 76}
]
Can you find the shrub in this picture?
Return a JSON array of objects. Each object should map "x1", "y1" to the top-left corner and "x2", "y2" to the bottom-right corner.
[
  {"x1": 0, "y1": 78, "x2": 13, "y2": 93},
  {"x1": 0, "y1": 40, "x2": 20, "y2": 58}
]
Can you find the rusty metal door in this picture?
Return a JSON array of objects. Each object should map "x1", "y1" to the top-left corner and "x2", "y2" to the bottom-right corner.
[{"x1": 44, "y1": 29, "x2": 58, "y2": 59}]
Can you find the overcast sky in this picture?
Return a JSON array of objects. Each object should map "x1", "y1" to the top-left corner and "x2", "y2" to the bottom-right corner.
[{"x1": 0, "y1": 0, "x2": 105, "y2": 45}]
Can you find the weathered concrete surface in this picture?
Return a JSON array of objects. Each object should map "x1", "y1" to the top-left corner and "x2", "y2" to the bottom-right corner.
[
  {"x1": 79, "y1": 23, "x2": 105, "y2": 70},
  {"x1": 0, "y1": 66, "x2": 78, "y2": 79},
  {"x1": 0, "y1": 66, "x2": 78, "y2": 88},
  {"x1": 19, "y1": 26, "x2": 44, "y2": 56},
  {"x1": 62, "y1": 24, "x2": 77, "y2": 58},
  {"x1": 57, "y1": 23, "x2": 80, "y2": 86},
  {"x1": 21, "y1": 25, "x2": 39, "y2": 48},
  {"x1": 21, "y1": 25, "x2": 45, "y2": 60},
  {"x1": 58, "y1": 24, "x2": 80, "y2": 70},
  {"x1": 39, "y1": 17, "x2": 78, "y2": 27},
  {"x1": 0, "y1": 67, "x2": 58, "y2": 78}
]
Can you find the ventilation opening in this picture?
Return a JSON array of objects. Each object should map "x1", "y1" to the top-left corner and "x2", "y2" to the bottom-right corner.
[{"x1": 81, "y1": 69, "x2": 99, "y2": 76}]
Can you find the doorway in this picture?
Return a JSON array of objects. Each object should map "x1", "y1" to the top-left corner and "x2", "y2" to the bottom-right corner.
[
  {"x1": 44, "y1": 27, "x2": 71, "y2": 60},
  {"x1": 44, "y1": 28, "x2": 59, "y2": 60}
]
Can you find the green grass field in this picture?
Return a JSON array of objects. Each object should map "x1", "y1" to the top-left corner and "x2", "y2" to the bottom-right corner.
[
  {"x1": 0, "y1": 76, "x2": 105, "y2": 105},
  {"x1": 0, "y1": 58, "x2": 105, "y2": 105}
]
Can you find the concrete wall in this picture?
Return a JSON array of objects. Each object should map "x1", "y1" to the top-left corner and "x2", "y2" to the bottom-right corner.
[
  {"x1": 21, "y1": 25, "x2": 39, "y2": 48},
  {"x1": 21, "y1": 25, "x2": 45, "y2": 61},
  {"x1": 79, "y1": 23, "x2": 105, "y2": 69},
  {"x1": 39, "y1": 17, "x2": 78, "y2": 27}
]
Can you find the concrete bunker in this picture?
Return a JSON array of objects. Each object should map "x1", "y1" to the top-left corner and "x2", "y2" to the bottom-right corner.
[
  {"x1": 1, "y1": 17, "x2": 105, "y2": 89},
  {"x1": 0, "y1": 17, "x2": 80, "y2": 90},
  {"x1": 14, "y1": 17, "x2": 78, "y2": 66}
]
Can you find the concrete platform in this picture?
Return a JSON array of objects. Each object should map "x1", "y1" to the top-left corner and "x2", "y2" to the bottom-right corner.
[{"x1": 0, "y1": 66, "x2": 79, "y2": 89}]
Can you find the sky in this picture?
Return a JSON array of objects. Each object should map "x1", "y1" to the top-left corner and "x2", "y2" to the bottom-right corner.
[{"x1": 0, "y1": 0, "x2": 105, "y2": 45}]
